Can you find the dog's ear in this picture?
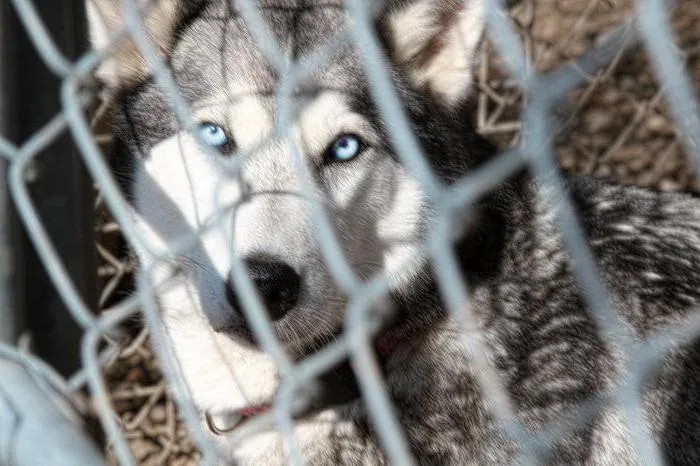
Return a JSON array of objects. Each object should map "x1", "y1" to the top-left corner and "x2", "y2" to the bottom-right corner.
[
  {"x1": 382, "y1": 0, "x2": 486, "y2": 108},
  {"x1": 86, "y1": 0, "x2": 199, "y2": 87}
]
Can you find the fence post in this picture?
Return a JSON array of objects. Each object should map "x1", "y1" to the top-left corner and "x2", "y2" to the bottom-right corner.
[
  {"x1": 0, "y1": 0, "x2": 23, "y2": 345},
  {"x1": 2, "y1": 0, "x2": 97, "y2": 374}
]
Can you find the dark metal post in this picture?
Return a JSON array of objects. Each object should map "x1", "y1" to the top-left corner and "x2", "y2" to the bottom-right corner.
[
  {"x1": 2, "y1": 0, "x2": 97, "y2": 375},
  {"x1": 0, "y1": 1, "x2": 23, "y2": 345}
]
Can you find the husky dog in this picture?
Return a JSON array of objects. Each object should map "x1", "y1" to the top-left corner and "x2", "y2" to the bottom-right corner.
[{"x1": 87, "y1": 0, "x2": 700, "y2": 464}]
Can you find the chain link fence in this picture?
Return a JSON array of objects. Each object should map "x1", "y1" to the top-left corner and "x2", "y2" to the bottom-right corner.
[{"x1": 1, "y1": 0, "x2": 700, "y2": 465}]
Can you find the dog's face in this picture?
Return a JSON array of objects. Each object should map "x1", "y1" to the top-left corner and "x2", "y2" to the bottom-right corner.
[{"x1": 89, "y1": 0, "x2": 486, "y2": 430}]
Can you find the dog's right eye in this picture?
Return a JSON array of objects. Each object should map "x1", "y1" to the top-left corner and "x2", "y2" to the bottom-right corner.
[{"x1": 197, "y1": 123, "x2": 235, "y2": 153}]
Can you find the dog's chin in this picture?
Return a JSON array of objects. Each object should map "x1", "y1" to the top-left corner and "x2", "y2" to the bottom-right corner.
[
  {"x1": 208, "y1": 370, "x2": 361, "y2": 466},
  {"x1": 225, "y1": 409, "x2": 359, "y2": 466},
  {"x1": 204, "y1": 331, "x2": 361, "y2": 423}
]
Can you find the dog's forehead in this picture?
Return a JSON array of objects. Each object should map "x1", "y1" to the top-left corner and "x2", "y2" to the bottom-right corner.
[{"x1": 172, "y1": 0, "x2": 366, "y2": 105}]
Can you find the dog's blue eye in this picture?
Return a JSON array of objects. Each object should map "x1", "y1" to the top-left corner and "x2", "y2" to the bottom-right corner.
[
  {"x1": 197, "y1": 123, "x2": 230, "y2": 150},
  {"x1": 327, "y1": 134, "x2": 364, "y2": 162}
]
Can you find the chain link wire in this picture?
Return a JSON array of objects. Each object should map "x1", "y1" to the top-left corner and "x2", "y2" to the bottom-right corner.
[{"x1": 1, "y1": 0, "x2": 700, "y2": 464}]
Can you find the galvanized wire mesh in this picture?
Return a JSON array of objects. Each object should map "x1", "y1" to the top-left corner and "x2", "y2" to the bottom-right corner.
[{"x1": 2, "y1": 0, "x2": 700, "y2": 465}]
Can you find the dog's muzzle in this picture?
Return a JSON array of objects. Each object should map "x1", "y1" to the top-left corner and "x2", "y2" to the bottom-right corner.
[{"x1": 221, "y1": 258, "x2": 301, "y2": 330}]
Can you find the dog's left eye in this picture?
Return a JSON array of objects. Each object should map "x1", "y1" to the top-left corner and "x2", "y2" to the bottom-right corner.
[
  {"x1": 197, "y1": 123, "x2": 234, "y2": 153},
  {"x1": 326, "y1": 134, "x2": 365, "y2": 163}
]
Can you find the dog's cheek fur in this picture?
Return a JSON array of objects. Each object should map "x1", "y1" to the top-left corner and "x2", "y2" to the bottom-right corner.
[
  {"x1": 375, "y1": 170, "x2": 430, "y2": 290},
  {"x1": 158, "y1": 279, "x2": 280, "y2": 413},
  {"x1": 130, "y1": 133, "x2": 283, "y2": 413},
  {"x1": 322, "y1": 152, "x2": 429, "y2": 288},
  {"x1": 131, "y1": 133, "x2": 231, "y2": 271}
]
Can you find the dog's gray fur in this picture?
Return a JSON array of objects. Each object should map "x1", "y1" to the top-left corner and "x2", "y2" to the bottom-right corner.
[{"x1": 88, "y1": 0, "x2": 700, "y2": 464}]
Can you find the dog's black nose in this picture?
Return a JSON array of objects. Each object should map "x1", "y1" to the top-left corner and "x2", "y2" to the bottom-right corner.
[{"x1": 225, "y1": 259, "x2": 301, "y2": 321}]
